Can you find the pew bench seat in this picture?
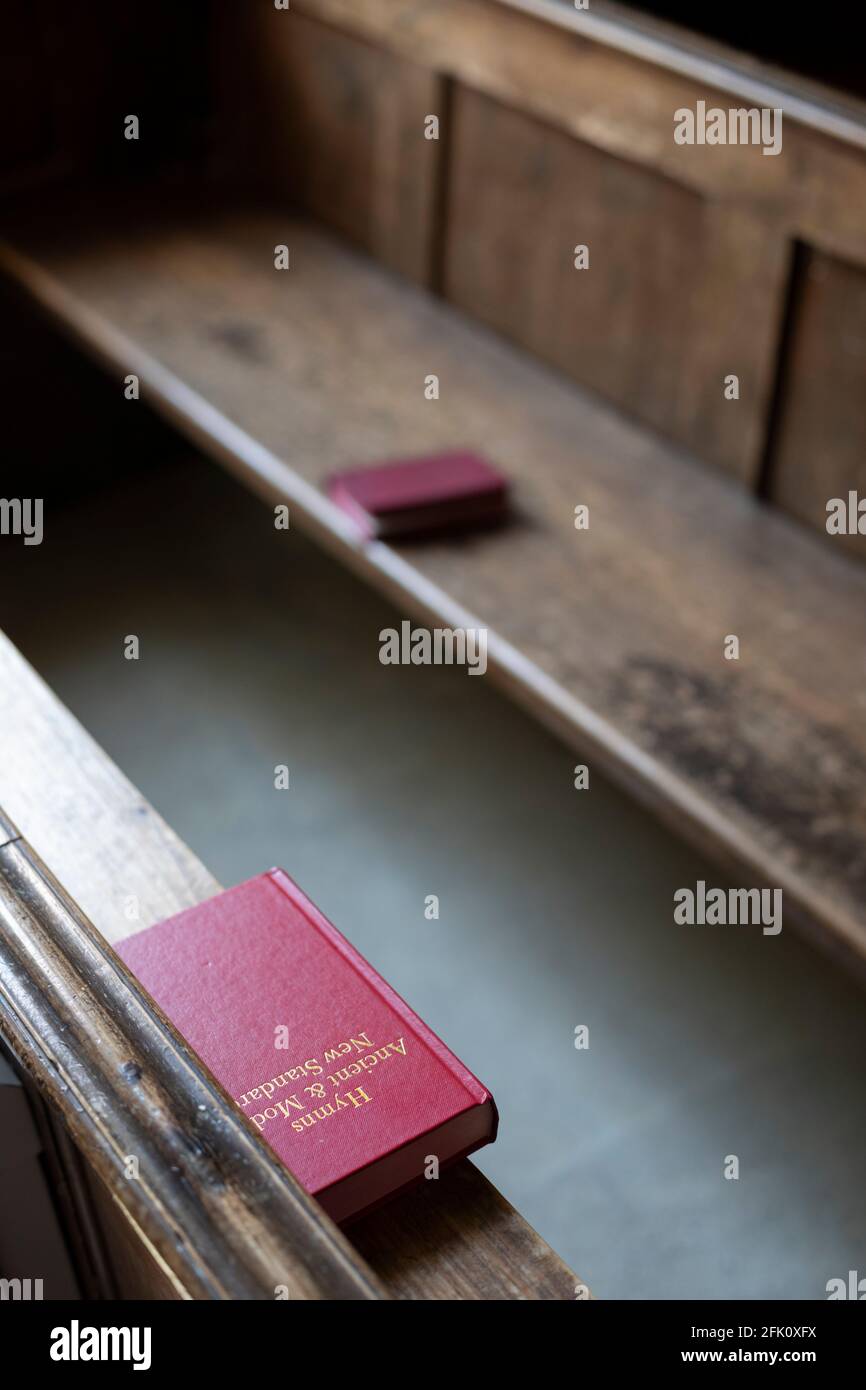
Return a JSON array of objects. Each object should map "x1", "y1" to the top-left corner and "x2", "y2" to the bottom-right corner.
[{"x1": 3, "y1": 195, "x2": 865, "y2": 970}]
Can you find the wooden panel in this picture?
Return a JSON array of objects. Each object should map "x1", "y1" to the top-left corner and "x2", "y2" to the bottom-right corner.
[
  {"x1": 499, "y1": 0, "x2": 866, "y2": 129},
  {"x1": 4, "y1": 202, "x2": 866, "y2": 969},
  {"x1": 444, "y1": 86, "x2": 787, "y2": 481},
  {"x1": 293, "y1": 0, "x2": 866, "y2": 268},
  {"x1": 0, "y1": 631, "x2": 581, "y2": 1299},
  {"x1": 232, "y1": 10, "x2": 441, "y2": 285},
  {"x1": 87, "y1": 1172, "x2": 182, "y2": 1301},
  {"x1": 768, "y1": 248, "x2": 866, "y2": 561},
  {"x1": 279, "y1": 0, "x2": 865, "y2": 484}
]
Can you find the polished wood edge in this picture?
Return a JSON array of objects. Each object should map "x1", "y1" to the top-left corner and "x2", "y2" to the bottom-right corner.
[
  {"x1": 0, "y1": 631, "x2": 584, "y2": 1298},
  {"x1": 0, "y1": 815, "x2": 387, "y2": 1301},
  {"x1": 494, "y1": 0, "x2": 866, "y2": 146},
  {"x1": 294, "y1": 0, "x2": 866, "y2": 149}
]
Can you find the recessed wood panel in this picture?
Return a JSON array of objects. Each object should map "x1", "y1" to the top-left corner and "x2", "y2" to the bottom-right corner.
[
  {"x1": 769, "y1": 248, "x2": 866, "y2": 560},
  {"x1": 443, "y1": 86, "x2": 787, "y2": 483},
  {"x1": 239, "y1": 11, "x2": 441, "y2": 285},
  {"x1": 294, "y1": 0, "x2": 866, "y2": 271}
]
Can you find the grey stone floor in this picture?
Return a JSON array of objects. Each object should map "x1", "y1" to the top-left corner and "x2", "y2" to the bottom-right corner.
[{"x1": 3, "y1": 457, "x2": 865, "y2": 1300}]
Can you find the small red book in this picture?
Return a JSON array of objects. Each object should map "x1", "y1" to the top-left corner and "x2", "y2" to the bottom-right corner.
[
  {"x1": 116, "y1": 871, "x2": 497, "y2": 1223},
  {"x1": 326, "y1": 450, "x2": 510, "y2": 540}
]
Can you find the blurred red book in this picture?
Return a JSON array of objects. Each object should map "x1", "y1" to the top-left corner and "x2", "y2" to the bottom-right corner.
[
  {"x1": 116, "y1": 870, "x2": 497, "y2": 1223},
  {"x1": 326, "y1": 450, "x2": 510, "y2": 539}
]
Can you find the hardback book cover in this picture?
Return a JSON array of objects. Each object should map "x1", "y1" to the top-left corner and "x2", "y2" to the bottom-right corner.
[
  {"x1": 326, "y1": 450, "x2": 510, "y2": 539},
  {"x1": 116, "y1": 870, "x2": 497, "y2": 1223}
]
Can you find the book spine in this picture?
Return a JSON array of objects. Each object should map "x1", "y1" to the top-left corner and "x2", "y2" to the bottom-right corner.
[{"x1": 266, "y1": 869, "x2": 491, "y2": 1111}]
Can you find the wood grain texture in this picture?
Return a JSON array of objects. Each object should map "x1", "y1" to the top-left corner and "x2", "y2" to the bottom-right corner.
[
  {"x1": 227, "y1": 8, "x2": 441, "y2": 285},
  {"x1": 444, "y1": 86, "x2": 787, "y2": 482},
  {"x1": 17, "y1": 1077, "x2": 121, "y2": 1299},
  {"x1": 251, "y1": 3, "x2": 864, "y2": 483},
  {"x1": 86, "y1": 1171, "x2": 181, "y2": 1301},
  {"x1": 0, "y1": 808, "x2": 386, "y2": 1301},
  {"x1": 350, "y1": 1158, "x2": 584, "y2": 1299},
  {"x1": 767, "y1": 247, "x2": 866, "y2": 560},
  {"x1": 0, "y1": 635, "x2": 217, "y2": 944},
  {"x1": 292, "y1": 0, "x2": 866, "y2": 268},
  {"x1": 497, "y1": 0, "x2": 866, "y2": 145},
  {"x1": 3, "y1": 205, "x2": 866, "y2": 970},
  {"x1": 0, "y1": 631, "x2": 581, "y2": 1299}
]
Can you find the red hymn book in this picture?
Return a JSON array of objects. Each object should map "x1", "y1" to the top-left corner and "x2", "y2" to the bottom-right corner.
[
  {"x1": 116, "y1": 870, "x2": 497, "y2": 1223},
  {"x1": 326, "y1": 450, "x2": 510, "y2": 539}
]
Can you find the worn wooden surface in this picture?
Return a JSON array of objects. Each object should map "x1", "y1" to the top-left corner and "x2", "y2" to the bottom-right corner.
[
  {"x1": 444, "y1": 85, "x2": 787, "y2": 483},
  {"x1": 231, "y1": 10, "x2": 442, "y2": 286},
  {"x1": 250, "y1": 2, "x2": 866, "y2": 488},
  {"x1": 0, "y1": 631, "x2": 582, "y2": 1299},
  {"x1": 350, "y1": 1157, "x2": 583, "y2": 1299},
  {"x1": 85, "y1": 1171, "x2": 180, "y2": 1301},
  {"x1": 9, "y1": 0, "x2": 866, "y2": 506},
  {"x1": 291, "y1": 0, "x2": 866, "y2": 266},
  {"x1": 767, "y1": 247, "x2": 866, "y2": 558},
  {"x1": 0, "y1": 811, "x2": 384, "y2": 1300},
  {"x1": 3, "y1": 205, "x2": 866, "y2": 970},
  {"x1": 496, "y1": 0, "x2": 866, "y2": 143}
]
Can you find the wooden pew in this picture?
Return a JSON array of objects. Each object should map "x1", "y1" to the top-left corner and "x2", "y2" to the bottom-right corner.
[
  {"x1": 1, "y1": 0, "x2": 865, "y2": 1301},
  {"x1": 2, "y1": 0, "x2": 865, "y2": 971},
  {"x1": 4, "y1": 195, "x2": 866, "y2": 972},
  {"x1": 0, "y1": 630, "x2": 583, "y2": 1299}
]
